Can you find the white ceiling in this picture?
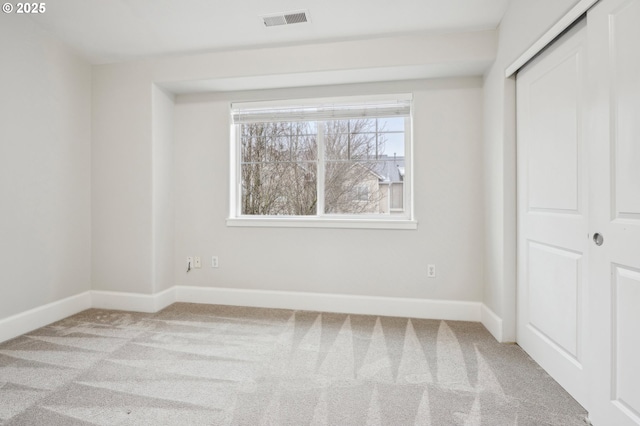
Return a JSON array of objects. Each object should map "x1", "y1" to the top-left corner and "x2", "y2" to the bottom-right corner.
[{"x1": 30, "y1": 0, "x2": 510, "y2": 64}]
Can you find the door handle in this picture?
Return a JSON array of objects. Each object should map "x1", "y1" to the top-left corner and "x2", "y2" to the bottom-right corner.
[{"x1": 593, "y1": 233, "x2": 604, "y2": 246}]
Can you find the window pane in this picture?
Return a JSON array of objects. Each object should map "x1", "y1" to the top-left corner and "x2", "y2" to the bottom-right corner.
[
  {"x1": 348, "y1": 133, "x2": 377, "y2": 160},
  {"x1": 241, "y1": 122, "x2": 276, "y2": 162},
  {"x1": 294, "y1": 121, "x2": 317, "y2": 135},
  {"x1": 378, "y1": 117, "x2": 404, "y2": 132},
  {"x1": 324, "y1": 161, "x2": 385, "y2": 214},
  {"x1": 323, "y1": 119, "x2": 347, "y2": 135},
  {"x1": 242, "y1": 122, "x2": 319, "y2": 163},
  {"x1": 273, "y1": 122, "x2": 291, "y2": 135},
  {"x1": 241, "y1": 136, "x2": 267, "y2": 163},
  {"x1": 324, "y1": 119, "x2": 378, "y2": 160},
  {"x1": 378, "y1": 132, "x2": 405, "y2": 157},
  {"x1": 241, "y1": 162, "x2": 317, "y2": 216},
  {"x1": 291, "y1": 134, "x2": 317, "y2": 162},
  {"x1": 323, "y1": 134, "x2": 348, "y2": 160},
  {"x1": 267, "y1": 135, "x2": 291, "y2": 162},
  {"x1": 372, "y1": 156, "x2": 404, "y2": 183},
  {"x1": 349, "y1": 118, "x2": 376, "y2": 133}
]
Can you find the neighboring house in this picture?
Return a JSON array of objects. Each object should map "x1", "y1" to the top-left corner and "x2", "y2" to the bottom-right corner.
[
  {"x1": 374, "y1": 156, "x2": 405, "y2": 215},
  {"x1": 337, "y1": 156, "x2": 405, "y2": 215}
]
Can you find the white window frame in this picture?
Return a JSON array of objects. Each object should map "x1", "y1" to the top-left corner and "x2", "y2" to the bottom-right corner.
[{"x1": 227, "y1": 94, "x2": 416, "y2": 230}]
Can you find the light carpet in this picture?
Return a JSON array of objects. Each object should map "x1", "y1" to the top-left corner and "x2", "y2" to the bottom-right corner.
[{"x1": 0, "y1": 303, "x2": 588, "y2": 425}]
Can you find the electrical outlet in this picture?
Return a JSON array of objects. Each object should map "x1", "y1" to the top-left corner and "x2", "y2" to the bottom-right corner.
[
  {"x1": 194, "y1": 256, "x2": 201, "y2": 268},
  {"x1": 211, "y1": 256, "x2": 219, "y2": 268},
  {"x1": 427, "y1": 264, "x2": 436, "y2": 278},
  {"x1": 186, "y1": 256, "x2": 194, "y2": 272}
]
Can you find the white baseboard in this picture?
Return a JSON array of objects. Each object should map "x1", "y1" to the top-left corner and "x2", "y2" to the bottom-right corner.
[
  {"x1": 0, "y1": 292, "x2": 92, "y2": 343},
  {"x1": 481, "y1": 303, "x2": 504, "y2": 342},
  {"x1": 154, "y1": 287, "x2": 177, "y2": 311},
  {"x1": 0, "y1": 286, "x2": 485, "y2": 344},
  {"x1": 176, "y1": 286, "x2": 482, "y2": 322},
  {"x1": 91, "y1": 287, "x2": 176, "y2": 313}
]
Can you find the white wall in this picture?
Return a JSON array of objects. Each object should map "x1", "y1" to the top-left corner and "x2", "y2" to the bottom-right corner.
[
  {"x1": 91, "y1": 64, "x2": 154, "y2": 294},
  {"x1": 152, "y1": 85, "x2": 175, "y2": 293},
  {"x1": 173, "y1": 78, "x2": 484, "y2": 300},
  {"x1": 482, "y1": 0, "x2": 582, "y2": 341},
  {"x1": 0, "y1": 16, "x2": 92, "y2": 320},
  {"x1": 92, "y1": 30, "x2": 495, "y2": 300}
]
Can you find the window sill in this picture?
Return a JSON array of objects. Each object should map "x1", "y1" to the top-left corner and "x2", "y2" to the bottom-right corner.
[{"x1": 226, "y1": 217, "x2": 418, "y2": 230}]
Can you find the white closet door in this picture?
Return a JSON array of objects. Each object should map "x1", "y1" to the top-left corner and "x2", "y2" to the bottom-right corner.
[
  {"x1": 516, "y1": 19, "x2": 589, "y2": 407},
  {"x1": 587, "y1": 0, "x2": 640, "y2": 424}
]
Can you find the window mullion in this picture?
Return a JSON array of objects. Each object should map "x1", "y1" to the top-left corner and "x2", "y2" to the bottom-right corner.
[{"x1": 317, "y1": 122, "x2": 325, "y2": 217}]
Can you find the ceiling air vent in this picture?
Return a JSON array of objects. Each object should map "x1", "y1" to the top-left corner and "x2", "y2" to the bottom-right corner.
[{"x1": 262, "y1": 10, "x2": 310, "y2": 27}]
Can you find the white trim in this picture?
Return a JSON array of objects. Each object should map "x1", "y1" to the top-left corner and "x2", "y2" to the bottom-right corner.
[
  {"x1": 155, "y1": 287, "x2": 178, "y2": 311},
  {"x1": 176, "y1": 286, "x2": 481, "y2": 321},
  {"x1": 226, "y1": 217, "x2": 418, "y2": 230},
  {"x1": 231, "y1": 94, "x2": 414, "y2": 223},
  {"x1": 0, "y1": 292, "x2": 92, "y2": 344},
  {"x1": 404, "y1": 115, "x2": 414, "y2": 220},
  {"x1": 91, "y1": 287, "x2": 176, "y2": 313},
  {"x1": 231, "y1": 93, "x2": 413, "y2": 111},
  {"x1": 317, "y1": 123, "x2": 326, "y2": 215},
  {"x1": 0, "y1": 286, "x2": 483, "y2": 344},
  {"x1": 505, "y1": 0, "x2": 599, "y2": 77},
  {"x1": 229, "y1": 120, "x2": 238, "y2": 219},
  {"x1": 481, "y1": 304, "x2": 505, "y2": 342}
]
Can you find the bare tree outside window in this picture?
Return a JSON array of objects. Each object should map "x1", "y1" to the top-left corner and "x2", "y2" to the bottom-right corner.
[{"x1": 241, "y1": 121, "x2": 317, "y2": 215}]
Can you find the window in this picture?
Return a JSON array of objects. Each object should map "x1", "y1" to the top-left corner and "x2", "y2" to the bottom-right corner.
[
  {"x1": 353, "y1": 185, "x2": 370, "y2": 202},
  {"x1": 228, "y1": 95, "x2": 415, "y2": 229}
]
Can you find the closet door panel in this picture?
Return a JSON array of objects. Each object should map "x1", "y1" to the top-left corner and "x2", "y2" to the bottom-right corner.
[
  {"x1": 587, "y1": 0, "x2": 640, "y2": 424},
  {"x1": 516, "y1": 19, "x2": 589, "y2": 407}
]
